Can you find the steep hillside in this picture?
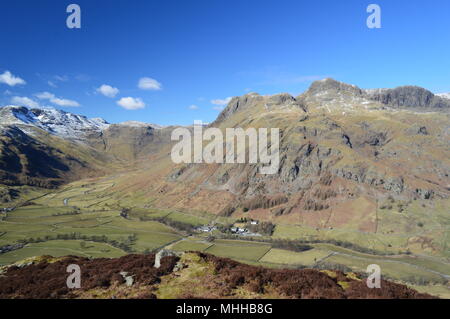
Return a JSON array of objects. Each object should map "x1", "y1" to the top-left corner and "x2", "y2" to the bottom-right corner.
[
  {"x1": 85, "y1": 122, "x2": 174, "y2": 162},
  {"x1": 0, "y1": 126, "x2": 111, "y2": 188},
  {"x1": 0, "y1": 106, "x2": 171, "y2": 187},
  {"x1": 110, "y1": 79, "x2": 449, "y2": 214}
]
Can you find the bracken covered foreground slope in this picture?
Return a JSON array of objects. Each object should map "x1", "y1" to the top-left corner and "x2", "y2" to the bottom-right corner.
[{"x1": 0, "y1": 252, "x2": 435, "y2": 299}]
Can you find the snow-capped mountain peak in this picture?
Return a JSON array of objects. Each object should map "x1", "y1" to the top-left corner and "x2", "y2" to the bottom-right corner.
[
  {"x1": 436, "y1": 93, "x2": 450, "y2": 100},
  {"x1": 0, "y1": 105, "x2": 109, "y2": 138},
  {"x1": 118, "y1": 121, "x2": 163, "y2": 129}
]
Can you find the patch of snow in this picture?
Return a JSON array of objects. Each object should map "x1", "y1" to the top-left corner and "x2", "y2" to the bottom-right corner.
[
  {"x1": 119, "y1": 121, "x2": 163, "y2": 129},
  {"x1": 0, "y1": 105, "x2": 109, "y2": 139},
  {"x1": 437, "y1": 93, "x2": 450, "y2": 100},
  {"x1": 364, "y1": 88, "x2": 389, "y2": 95}
]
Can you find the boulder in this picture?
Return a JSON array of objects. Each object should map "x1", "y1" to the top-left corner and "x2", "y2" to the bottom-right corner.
[{"x1": 154, "y1": 249, "x2": 178, "y2": 268}]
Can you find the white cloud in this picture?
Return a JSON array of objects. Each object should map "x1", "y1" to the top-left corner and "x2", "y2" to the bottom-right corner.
[
  {"x1": 188, "y1": 104, "x2": 199, "y2": 110},
  {"x1": 96, "y1": 84, "x2": 119, "y2": 98},
  {"x1": 11, "y1": 96, "x2": 39, "y2": 108},
  {"x1": 117, "y1": 97, "x2": 145, "y2": 110},
  {"x1": 213, "y1": 106, "x2": 225, "y2": 111},
  {"x1": 138, "y1": 77, "x2": 162, "y2": 91},
  {"x1": 75, "y1": 74, "x2": 90, "y2": 82},
  {"x1": 47, "y1": 75, "x2": 70, "y2": 88},
  {"x1": 35, "y1": 91, "x2": 80, "y2": 107},
  {"x1": 211, "y1": 97, "x2": 232, "y2": 106},
  {"x1": 50, "y1": 97, "x2": 80, "y2": 107},
  {"x1": 54, "y1": 75, "x2": 69, "y2": 82},
  {"x1": 48, "y1": 80, "x2": 57, "y2": 88},
  {"x1": 35, "y1": 92, "x2": 54, "y2": 100},
  {"x1": 0, "y1": 71, "x2": 26, "y2": 86}
]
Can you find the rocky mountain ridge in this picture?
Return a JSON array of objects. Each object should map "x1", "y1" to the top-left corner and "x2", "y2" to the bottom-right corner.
[
  {"x1": 0, "y1": 106, "x2": 165, "y2": 140},
  {"x1": 2, "y1": 79, "x2": 447, "y2": 141},
  {"x1": 0, "y1": 105, "x2": 109, "y2": 139},
  {"x1": 437, "y1": 93, "x2": 450, "y2": 100},
  {"x1": 1, "y1": 78, "x2": 449, "y2": 213},
  {"x1": 215, "y1": 78, "x2": 450, "y2": 124},
  {"x1": 364, "y1": 85, "x2": 450, "y2": 109}
]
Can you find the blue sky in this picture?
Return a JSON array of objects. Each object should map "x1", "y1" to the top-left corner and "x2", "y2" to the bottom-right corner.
[{"x1": 1, "y1": 0, "x2": 449, "y2": 125}]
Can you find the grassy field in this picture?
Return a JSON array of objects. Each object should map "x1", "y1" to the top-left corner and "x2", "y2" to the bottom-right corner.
[
  {"x1": 326, "y1": 253, "x2": 445, "y2": 284},
  {"x1": 203, "y1": 239, "x2": 272, "y2": 262},
  {"x1": 164, "y1": 211, "x2": 210, "y2": 226},
  {"x1": 260, "y1": 248, "x2": 332, "y2": 266},
  {"x1": 272, "y1": 198, "x2": 450, "y2": 258},
  {"x1": 0, "y1": 240, "x2": 125, "y2": 265},
  {"x1": 170, "y1": 239, "x2": 213, "y2": 252},
  {"x1": 0, "y1": 184, "x2": 184, "y2": 264},
  {"x1": 168, "y1": 237, "x2": 274, "y2": 263}
]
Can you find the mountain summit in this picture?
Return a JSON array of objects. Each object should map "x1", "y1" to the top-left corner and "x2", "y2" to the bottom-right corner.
[
  {"x1": 215, "y1": 79, "x2": 450, "y2": 124},
  {"x1": 0, "y1": 105, "x2": 109, "y2": 139},
  {"x1": 300, "y1": 78, "x2": 450, "y2": 111},
  {"x1": 365, "y1": 86, "x2": 450, "y2": 109},
  {"x1": 436, "y1": 93, "x2": 450, "y2": 100}
]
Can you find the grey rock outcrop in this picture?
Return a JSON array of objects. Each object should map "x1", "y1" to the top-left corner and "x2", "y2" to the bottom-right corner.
[
  {"x1": 214, "y1": 92, "x2": 306, "y2": 124},
  {"x1": 214, "y1": 93, "x2": 264, "y2": 124},
  {"x1": 365, "y1": 86, "x2": 450, "y2": 109},
  {"x1": 154, "y1": 249, "x2": 179, "y2": 268},
  {"x1": 305, "y1": 78, "x2": 364, "y2": 96},
  {"x1": 119, "y1": 271, "x2": 134, "y2": 286}
]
